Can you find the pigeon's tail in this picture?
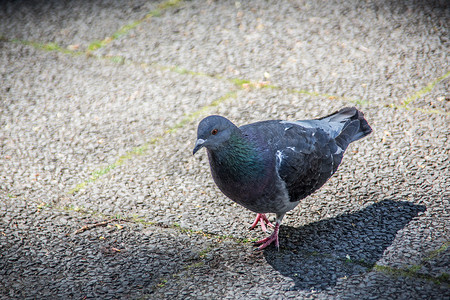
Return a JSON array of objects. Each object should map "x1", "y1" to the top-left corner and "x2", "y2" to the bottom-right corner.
[{"x1": 321, "y1": 107, "x2": 372, "y2": 150}]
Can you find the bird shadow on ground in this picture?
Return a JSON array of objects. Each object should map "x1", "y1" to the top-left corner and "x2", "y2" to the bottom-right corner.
[{"x1": 263, "y1": 199, "x2": 426, "y2": 291}]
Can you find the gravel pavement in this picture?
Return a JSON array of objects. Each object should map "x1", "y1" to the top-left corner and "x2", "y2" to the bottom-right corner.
[{"x1": 1, "y1": 0, "x2": 449, "y2": 299}]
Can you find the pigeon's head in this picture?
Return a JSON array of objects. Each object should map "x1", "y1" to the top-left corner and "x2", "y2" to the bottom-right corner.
[{"x1": 193, "y1": 115, "x2": 238, "y2": 154}]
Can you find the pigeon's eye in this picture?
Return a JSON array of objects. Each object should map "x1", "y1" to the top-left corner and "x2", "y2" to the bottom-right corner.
[{"x1": 211, "y1": 129, "x2": 218, "y2": 135}]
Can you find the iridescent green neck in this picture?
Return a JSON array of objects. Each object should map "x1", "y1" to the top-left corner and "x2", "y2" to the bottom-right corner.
[{"x1": 210, "y1": 131, "x2": 266, "y2": 181}]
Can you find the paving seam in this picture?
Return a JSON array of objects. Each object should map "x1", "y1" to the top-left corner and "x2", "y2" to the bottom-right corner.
[
  {"x1": 401, "y1": 70, "x2": 450, "y2": 107},
  {"x1": 2, "y1": 0, "x2": 447, "y2": 116},
  {"x1": 30, "y1": 202, "x2": 450, "y2": 287},
  {"x1": 3, "y1": 34, "x2": 447, "y2": 118},
  {"x1": 0, "y1": 0, "x2": 185, "y2": 53},
  {"x1": 70, "y1": 0, "x2": 450, "y2": 115},
  {"x1": 4, "y1": 193, "x2": 448, "y2": 288},
  {"x1": 3, "y1": 32, "x2": 448, "y2": 116},
  {"x1": 68, "y1": 89, "x2": 239, "y2": 194},
  {"x1": 387, "y1": 103, "x2": 450, "y2": 116},
  {"x1": 86, "y1": 0, "x2": 185, "y2": 52},
  {"x1": 16, "y1": 190, "x2": 450, "y2": 277}
]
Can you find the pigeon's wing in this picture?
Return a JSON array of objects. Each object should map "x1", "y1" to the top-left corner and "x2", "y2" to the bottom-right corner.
[
  {"x1": 275, "y1": 122, "x2": 344, "y2": 202},
  {"x1": 292, "y1": 107, "x2": 372, "y2": 145},
  {"x1": 241, "y1": 121, "x2": 343, "y2": 202}
]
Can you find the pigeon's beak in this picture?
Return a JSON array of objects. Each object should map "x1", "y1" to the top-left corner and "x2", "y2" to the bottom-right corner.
[{"x1": 193, "y1": 138, "x2": 206, "y2": 155}]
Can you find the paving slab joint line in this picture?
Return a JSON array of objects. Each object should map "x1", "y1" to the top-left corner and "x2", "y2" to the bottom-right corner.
[
  {"x1": 38, "y1": 203, "x2": 449, "y2": 286},
  {"x1": 146, "y1": 239, "x2": 450, "y2": 292},
  {"x1": 151, "y1": 258, "x2": 207, "y2": 292},
  {"x1": 9, "y1": 39, "x2": 84, "y2": 56},
  {"x1": 159, "y1": 67, "x2": 450, "y2": 115},
  {"x1": 151, "y1": 243, "x2": 218, "y2": 292},
  {"x1": 53, "y1": 201, "x2": 450, "y2": 267},
  {"x1": 93, "y1": 55, "x2": 368, "y2": 108},
  {"x1": 53, "y1": 202, "x2": 255, "y2": 246},
  {"x1": 103, "y1": 57, "x2": 374, "y2": 108},
  {"x1": 106, "y1": 58, "x2": 450, "y2": 116},
  {"x1": 226, "y1": 78, "x2": 370, "y2": 105},
  {"x1": 401, "y1": 70, "x2": 450, "y2": 107},
  {"x1": 7, "y1": 35, "x2": 448, "y2": 116},
  {"x1": 67, "y1": 197, "x2": 444, "y2": 283},
  {"x1": 372, "y1": 264, "x2": 449, "y2": 286},
  {"x1": 57, "y1": 202, "x2": 448, "y2": 284},
  {"x1": 421, "y1": 240, "x2": 449, "y2": 263},
  {"x1": 386, "y1": 103, "x2": 450, "y2": 116},
  {"x1": 2, "y1": 0, "x2": 184, "y2": 55},
  {"x1": 3, "y1": 33, "x2": 382, "y2": 110},
  {"x1": 103, "y1": 57, "x2": 450, "y2": 115},
  {"x1": 136, "y1": 62, "x2": 450, "y2": 116},
  {"x1": 100, "y1": 59, "x2": 450, "y2": 115},
  {"x1": 370, "y1": 240, "x2": 450, "y2": 285},
  {"x1": 87, "y1": 0, "x2": 184, "y2": 51},
  {"x1": 68, "y1": 90, "x2": 238, "y2": 194}
]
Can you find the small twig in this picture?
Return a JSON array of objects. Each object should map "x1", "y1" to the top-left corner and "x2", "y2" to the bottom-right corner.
[{"x1": 73, "y1": 219, "x2": 114, "y2": 235}]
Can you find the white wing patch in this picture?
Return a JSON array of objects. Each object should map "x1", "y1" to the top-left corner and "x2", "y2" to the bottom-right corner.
[
  {"x1": 276, "y1": 146, "x2": 300, "y2": 170},
  {"x1": 275, "y1": 150, "x2": 284, "y2": 170},
  {"x1": 280, "y1": 119, "x2": 342, "y2": 138},
  {"x1": 280, "y1": 120, "x2": 314, "y2": 129},
  {"x1": 334, "y1": 146, "x2": 343, "y2": 155}
]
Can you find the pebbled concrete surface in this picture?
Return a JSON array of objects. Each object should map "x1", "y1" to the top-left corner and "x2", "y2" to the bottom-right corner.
[
  {"x1": 97, "y1": 0, "x2": 449, "y2": 104},
  {"x1": 0, "y1": 0, "x2": 160, "y2": 51},
  {"x1": 1, "y1": 0, "x2": 449, "y2": 299}
]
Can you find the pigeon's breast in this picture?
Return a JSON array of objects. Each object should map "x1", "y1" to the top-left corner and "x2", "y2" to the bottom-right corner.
[{"x1": 207, "y1": 147, "x2": 282, "y2": 213}]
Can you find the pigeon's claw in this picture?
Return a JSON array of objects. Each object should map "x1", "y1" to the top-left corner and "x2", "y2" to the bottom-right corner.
[
  {"x1": 254, "y1": 223, "x2": 280, "y2": 250},
  {"x1": 249, "y1": 213, "x2": 274, "y2": 233}
]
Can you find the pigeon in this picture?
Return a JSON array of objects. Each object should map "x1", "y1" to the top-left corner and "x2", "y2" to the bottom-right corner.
[{"x1": 193, "y1": 107, "x2": 372, "y2": 250}]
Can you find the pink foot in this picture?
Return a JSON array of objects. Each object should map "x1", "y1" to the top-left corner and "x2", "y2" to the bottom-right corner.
[
  {"x1": 249, "y1": 213, "x2": 274, "y2": 233},
  {"x1": 254, "y1": 223, "x2": 280, "y2": 250}
]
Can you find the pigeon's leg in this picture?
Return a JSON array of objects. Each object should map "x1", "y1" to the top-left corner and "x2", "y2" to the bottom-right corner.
[
  {"x1": 254, "y1": 213, "x2": 285, "y2": 250},
  {"x1": 254, "y1": 223, "x2": 280, "y2": 250},
  {"x1": 249, "y1": 213, "x2": 274, "y2": 233}
]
